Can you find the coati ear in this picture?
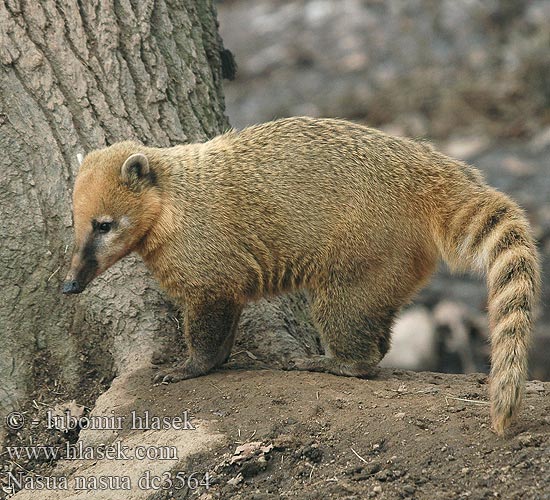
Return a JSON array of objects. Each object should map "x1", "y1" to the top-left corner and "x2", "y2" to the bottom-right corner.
[{"x1": 121, "y1": 153, "x2": 150, "y2": 186}]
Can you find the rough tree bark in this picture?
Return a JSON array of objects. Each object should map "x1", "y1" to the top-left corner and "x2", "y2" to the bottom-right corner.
[{"x1": 0, "y1": 0, "x2": 320, "y2": 445}]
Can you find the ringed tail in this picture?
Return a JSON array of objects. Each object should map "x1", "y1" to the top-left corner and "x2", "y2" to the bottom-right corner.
[{"x1": 435, "y1": 186, "x2": 540, "y2": 435}]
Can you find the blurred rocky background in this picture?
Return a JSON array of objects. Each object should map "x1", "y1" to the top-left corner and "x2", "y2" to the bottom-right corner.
[{"x1": 216, "y1": 0, "x2": 550, "y2": 379}]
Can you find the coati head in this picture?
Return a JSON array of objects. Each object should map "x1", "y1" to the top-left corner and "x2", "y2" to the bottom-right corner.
[{"x1": 62, "y1": 142, "x2": 162, "y2": 294}]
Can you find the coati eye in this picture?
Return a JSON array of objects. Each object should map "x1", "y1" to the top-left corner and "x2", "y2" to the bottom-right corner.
[
  {"x1": 92, "y1": 219, "x2": 115, "y2": 234},
  {"x1": 98, "y1": 222, "x2": 112, "y2": 233}
]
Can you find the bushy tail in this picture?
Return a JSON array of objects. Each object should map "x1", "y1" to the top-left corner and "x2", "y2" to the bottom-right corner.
[{"x1": 436, "y1": 187, "x2": 540, "y2": 434}]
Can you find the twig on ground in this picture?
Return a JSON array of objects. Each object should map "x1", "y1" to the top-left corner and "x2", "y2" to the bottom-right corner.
[
  {"x1": 350, "y1": 447, "x2": 369, "y2": 464},
  {"x1": 445, "y1": 395, "x2": 490, "y2": 405}
]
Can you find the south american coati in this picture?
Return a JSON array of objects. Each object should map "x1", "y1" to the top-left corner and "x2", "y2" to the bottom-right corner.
[{"x1": 63, "y1": 117, "x2": 540, "y2": 435}]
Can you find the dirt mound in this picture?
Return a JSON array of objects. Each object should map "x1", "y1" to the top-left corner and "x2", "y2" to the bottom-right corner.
[
  {"x1": 8, "y1": 365, "x2": 548, "y2": 499},
  {"x1": 152, "y1": 367, "x2": 550, "y2": 499}
]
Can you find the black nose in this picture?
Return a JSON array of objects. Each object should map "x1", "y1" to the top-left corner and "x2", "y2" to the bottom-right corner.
[{"x1": 62, "y1": 280, "x2": 83, "y2": 294}]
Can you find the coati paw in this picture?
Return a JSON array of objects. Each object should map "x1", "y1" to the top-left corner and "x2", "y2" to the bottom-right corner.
[
  {"x1": 153, "y1": 367, "x2": 193, "y2": 384},
  {"x1": 285, "y1": 357, "x2": 320, "y2": 371},
  {"x1": 284, "y1": 356, "x2": 336, "y2": 373},
  {"x1": 153, "y1": 359, "x2": 211, "y2": 384}
]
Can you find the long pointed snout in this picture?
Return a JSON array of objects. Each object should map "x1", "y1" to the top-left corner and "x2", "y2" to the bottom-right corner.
[{"x1": 61, "y1": 245, "x2": 98, "y2": 295}]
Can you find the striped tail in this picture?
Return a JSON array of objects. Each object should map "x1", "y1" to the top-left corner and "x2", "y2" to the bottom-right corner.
[{"x1": 436, "y1": 187, "x2": 540, "y2": 434}]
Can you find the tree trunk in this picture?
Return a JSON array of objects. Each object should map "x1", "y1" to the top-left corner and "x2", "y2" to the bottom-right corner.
[
  {"x1": 0, "y1": 0, "x2": 319, "y2": 445},
  {"x1": 0, "y1": 0, "x2": 225, "y2": 416}
]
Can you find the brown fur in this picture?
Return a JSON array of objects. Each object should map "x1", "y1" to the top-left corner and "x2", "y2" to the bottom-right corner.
[{"x1": 64, "y1": 117, "x2": 540, "y2": 435}]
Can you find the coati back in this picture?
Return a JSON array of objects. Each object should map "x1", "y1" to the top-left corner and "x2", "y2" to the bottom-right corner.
[{"x1": 63, "y1": 117, "x2": 540, "y2": 435}]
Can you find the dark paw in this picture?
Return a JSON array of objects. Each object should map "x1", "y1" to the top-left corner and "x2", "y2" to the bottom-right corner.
[{"x1": 153, "y1": 367, "x2": 191, "y2": 385}]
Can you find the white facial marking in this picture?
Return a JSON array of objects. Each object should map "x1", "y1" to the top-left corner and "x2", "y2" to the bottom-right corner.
[{"x1": 119, "y1": 216, "x2": 131, "y2": 229}]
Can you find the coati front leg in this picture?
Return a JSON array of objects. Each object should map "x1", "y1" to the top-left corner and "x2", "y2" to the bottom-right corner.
[
  {"x1": 154, "y1": 298, "x2": 243, "y2": 384},
  {"x1": 287, "y1": 284, "x2": 396, "y2": 377}
]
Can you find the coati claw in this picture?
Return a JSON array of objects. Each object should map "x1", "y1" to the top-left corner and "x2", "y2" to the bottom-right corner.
[
  {"x1": 153, "y1": 368, "x2": 190, "y2": 384},
  {"x1": 284, "y1": 357, "x2": 313, "y2": 371},
  {"x1": 153, "y1": 359, "x2": 210, "y2": 384}
]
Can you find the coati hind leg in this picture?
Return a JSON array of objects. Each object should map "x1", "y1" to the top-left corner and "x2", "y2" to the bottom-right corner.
[
  {"x1": 287, "y1": 284, "x2": 396, "y2": 377},
  {"x1": 154, "y1": 298, "x2": 243, "y2": 384}
]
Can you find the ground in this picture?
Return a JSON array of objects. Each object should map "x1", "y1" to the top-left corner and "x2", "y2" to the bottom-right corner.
[
  {"x1": 140, "y1": 366, "x2": 550, "y2": 500},
  {"x1": 4, "y1": 361, "x2": 549, "y2": 499}
]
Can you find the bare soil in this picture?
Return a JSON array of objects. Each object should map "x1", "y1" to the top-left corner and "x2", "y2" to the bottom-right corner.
[
  {"x1": 3, "y1": 359, "x2": 548, "y2": 499},
  {"x1": 136, "y1": 362, "x2": 550, "y2": 500}
]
